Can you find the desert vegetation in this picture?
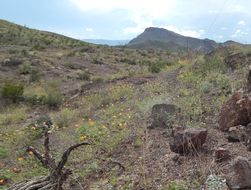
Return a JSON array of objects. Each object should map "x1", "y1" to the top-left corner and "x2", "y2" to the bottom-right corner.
[{"x1": 1, "y1": 19, "x2": 251, "y2": 190}]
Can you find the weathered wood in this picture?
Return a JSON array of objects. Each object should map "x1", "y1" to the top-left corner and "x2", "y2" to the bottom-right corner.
[{"x1": 8, "y1": 128, "x2": 90, "y2": 190}]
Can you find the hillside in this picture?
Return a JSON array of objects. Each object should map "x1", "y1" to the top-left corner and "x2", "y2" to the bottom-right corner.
[
  {"x1": 1, "y1": 19, "x2": 251, "y2": 190},
  {"x1": 0, "y1": 19, "x2": 85, "y2": 48},
  {"x1": 127, "y1": 27, "x2": 220, "y2": 53}
]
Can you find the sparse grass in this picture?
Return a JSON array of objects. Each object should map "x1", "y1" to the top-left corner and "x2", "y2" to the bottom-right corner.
[
  {"x1": 53, "y1": 108, "x2": 76, "y2": 128},
  {"x1": 0, "y1": 106, "x2": 26, "y2": 126}
]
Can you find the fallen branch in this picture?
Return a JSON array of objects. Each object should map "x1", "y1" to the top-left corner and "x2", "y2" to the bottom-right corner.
[{"x1": 8, "y1": 117, "x2": 91, "y2": 190}]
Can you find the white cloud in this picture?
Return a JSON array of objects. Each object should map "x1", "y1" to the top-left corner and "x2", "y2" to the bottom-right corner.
[
  {"x1": 238, "y1": 20, "x2": 246, "y2": 26},
  {"x1": 70, "y1": 0, "x2": 176, "y2": 36},
  {"x1": 123, "y1": 24, "x2": 205, "y2": 38},
  {"x1": 162, "y1": 25, "x2": 205, "y2": 38},
  {"x1": 231, "y1": 29, "x2": 248, "y2": 38},
  {"x1": 85, "y1": 27, "x2": 93, "y2": 32}
]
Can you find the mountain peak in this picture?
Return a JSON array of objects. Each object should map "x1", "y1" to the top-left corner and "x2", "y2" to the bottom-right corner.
[{"x1": 127, "y1": 27, "x2": 218, "y2": 53}]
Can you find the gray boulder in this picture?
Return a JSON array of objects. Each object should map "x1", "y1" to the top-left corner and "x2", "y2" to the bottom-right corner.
[{"x1": 149, "y1": 104, "x2": 178, "y2": 129}]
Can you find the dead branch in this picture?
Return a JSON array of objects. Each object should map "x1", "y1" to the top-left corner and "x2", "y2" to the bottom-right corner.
[{"x1": 8, "y1": 119, "x2": 91, "y2": 190}]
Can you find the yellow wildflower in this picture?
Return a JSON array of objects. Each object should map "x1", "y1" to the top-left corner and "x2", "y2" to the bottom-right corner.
[
  {"x1": 80, "y1": 136, "x2": 87, "y2": 140},
  {"x1": 17, "y1": 157, "x2": 24, "y2": 161}
]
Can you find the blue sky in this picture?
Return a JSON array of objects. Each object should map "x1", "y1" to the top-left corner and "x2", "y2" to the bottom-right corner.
[{"x1": 0, "y1": 0, "x2": 251, "y2": 43}]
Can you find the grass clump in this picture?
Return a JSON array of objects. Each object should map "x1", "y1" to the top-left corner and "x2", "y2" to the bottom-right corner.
[
  {"x1": 0, "y1": 107, "x2": 26, "y2": 125},
  {"x1": 44, "y1": 83, "x2": 63, "y2": 109},
  {"x1": 18, "y1": 62, "x2": 32, "y2": 75},
  {"x1": 53, "y1": 108, "x2": 76, "y2": 128}
]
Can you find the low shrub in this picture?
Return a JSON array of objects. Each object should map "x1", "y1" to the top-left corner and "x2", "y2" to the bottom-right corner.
[
  {"x1": 19, "y1": 62, "x2": 32, "y2": 75},
  {"x1": 1, "y1": 82, "x2": 24, "y2": 102},
  {"x1": 29, "y1": 69, "x2": 40, "y2": 82},
  {"x1": 44, "y1": 83, "x2": 63, "y2": 109},
  {"x1": 77, "y1": 71, "x2": 91, "y2": 81},
  {"x1": 53, "y1": 108, "x2": 76, "y2": 128},
  {"x1": 0, "y1": 147, "x2": 8, "y2": 159}
]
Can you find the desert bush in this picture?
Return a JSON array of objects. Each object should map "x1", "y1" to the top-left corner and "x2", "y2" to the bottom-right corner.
[
  {"x1": 44, "y1": 83, "x2": 63, "y2": 109},
  {"x1": 1, "y1": 82, "x2": 24, "y2": 102},
  {"x1": 19, "y1": 62, "x2": 32, "y2": 75},
  {"x1": 199, "y1": 56, "x2": 226, "y2": 74},
  {"x1": 0, "y1": 146, "x2": 7, "y2": 159},
  {"x1": 148, "y1": 62, "x2": 163, "y2": 73},
  {"x1": 53, "y1": 108, "x2": 76, "y2": 128},
  {"x1": 29, "y1": 69, "x2": 40, "y2": 82},
  {"x1": 91, "y1": 77, "x2": 104, "y2": 83},
  {"x1": 199, "y1": 81, "x2": 214, "y2": 94},
  {"x1": 77, "y1": 71, "x2": 91, "y2": 81}
]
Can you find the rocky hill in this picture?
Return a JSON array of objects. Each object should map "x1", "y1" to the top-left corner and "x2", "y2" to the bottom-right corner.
[{"x1": 127, "y1": 27, "x2": 229, "y2": 53}]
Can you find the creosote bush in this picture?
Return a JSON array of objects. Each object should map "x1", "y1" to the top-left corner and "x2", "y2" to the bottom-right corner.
[{"x1": 0, "y1": 82, "x2": 24, "y2": 103}]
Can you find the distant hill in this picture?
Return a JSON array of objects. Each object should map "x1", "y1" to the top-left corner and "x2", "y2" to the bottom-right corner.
[
  {"x1": 127, "y1": 27, "x2": 220, "y2": 53},
  {"x1": 83, "y1": 39, "x2": 129, "y2": 46}
]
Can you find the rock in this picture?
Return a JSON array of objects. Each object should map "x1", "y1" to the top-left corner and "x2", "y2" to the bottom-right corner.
[
  {"x1": 224, "y1": 52, "x2": 251, "y2": 70},
  {"x1": 149, "y1": 104, "x2": 178, "y2": 129},
  {"x1": 1, "y1": 57, "x2": 22, "y2": 66},
  {"x1": 169, "y1": 128, "x2": 208, "y2": 154},
  {"x1": 219, "y1": 92, "x2": 251, "y2": 131},
  {"x1": 227, "y1": 125, "x2": 247, "y2": 142},
  {"x1": 214, "y1": 148, "x2": 231, "y2": 162},
  {"x1": 227, "y1": 156, "x2": 251, "y2": 190},
  {"x1": 227, "y1": 124, "x2": 251, "y2": 151}
]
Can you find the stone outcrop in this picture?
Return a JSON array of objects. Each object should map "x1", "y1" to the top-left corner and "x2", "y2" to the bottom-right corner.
[
  {"x1": 169, "y1": 128, "x2": 208, "y2": 154},
  {"x1": 218, "y1": 92, "x2": 251, "y2": 132},
  {"x1": 149, "y1": 104, "x2": 179, "y2": 129},
  {"x1": 227, "y1": 156, "x2": 251, "y2": 190}
]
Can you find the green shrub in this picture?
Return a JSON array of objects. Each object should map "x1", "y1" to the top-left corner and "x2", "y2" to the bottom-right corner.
[
  {"x1": 44, "y1": 84, "x2": 62, "y2": 109},
  {"x1": 29, "y1": 69, "x2": 40, "y2": 82},
  {"x1": 19, "y1": 62, "x2": 32, "y2": 75},
  {"x1": 77, "y1": 71, "x2": 91, "y2": 81},
  {"x1": 1, "y1": 82, "x2": 24, "y2": 102},
  {"x1": 200, "y1": 81, "x2": 214, "y2": 94},
  {"x1": 148, "y1": 62, "x2": 162, "y2": 73},
  {"x1": 0, "y1": 147, "x2": 7, "y2": 159},
  {"x1": 53, "y1": 108, "x2": 76, "y2": 128}
]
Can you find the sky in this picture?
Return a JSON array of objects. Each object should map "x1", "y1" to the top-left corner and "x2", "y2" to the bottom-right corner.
[{"x1": 0, "y1": 0, "x2": 251, "y2": 43}]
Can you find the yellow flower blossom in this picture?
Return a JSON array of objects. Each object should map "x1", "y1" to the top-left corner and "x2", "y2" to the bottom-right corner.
[
  {"x1": 80, "y1": 136, "x2": 87, "y2": 140},
  {"x1": 17, "y1": 157, "x2": 24, "y2": 161}
]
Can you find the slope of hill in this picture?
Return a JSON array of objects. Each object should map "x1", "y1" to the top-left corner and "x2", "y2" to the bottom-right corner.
[
  {"x1": 127, "y1": 27, "x2": 219, "y2": 53},
  {"x1": 0, "y1": 19, "x2": 86, "y2": 48}
]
